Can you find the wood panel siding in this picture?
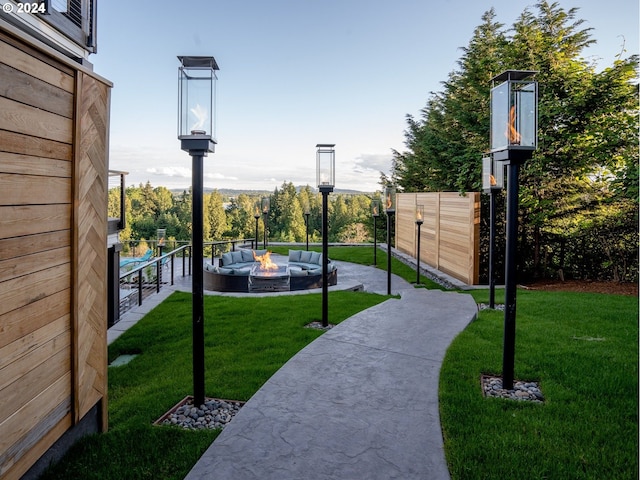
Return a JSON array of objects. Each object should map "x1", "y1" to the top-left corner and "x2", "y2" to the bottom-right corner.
[
  {"x1": 73, "y1": 72, "x2": 109, "y2": 424},
  {"x1": 396, "y1": 192, "x2": 480, "y2": 285},
  {"x1": 0, "y1": 25, "x2": 111, "y2": 479}
]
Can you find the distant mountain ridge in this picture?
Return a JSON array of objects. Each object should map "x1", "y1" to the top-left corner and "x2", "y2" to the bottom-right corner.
[{"x1": 169, "y1": 186, "x2": 371, "y2": 196}]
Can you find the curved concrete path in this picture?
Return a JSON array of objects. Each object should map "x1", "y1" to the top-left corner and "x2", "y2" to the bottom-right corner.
[{"x1": 184, "y1": 264, "x2": 478, "y2": 480}]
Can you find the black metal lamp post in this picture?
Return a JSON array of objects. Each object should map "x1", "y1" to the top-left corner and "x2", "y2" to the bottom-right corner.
[
  {"x1": 253, "y1": 202, "x2": 261, "y2": 250},
  {"x1": 383, "y1": 185, "x2": 396, "y2": 295},
  {"x1": 261, "y1": 197, "x2": 270, "y2": 248},
  {"x1": 316, "y1": 143, "x2": 335, "y2": 328},
  {"x1": 371, "y1": 198, "x2": 380, "y2": 266},
  {"x1": 490, "y1": 70, "x2": 538, "y2": 390},
  {"x1": 304, "y1": 207, "x2": 311, "y2": 251},
  {"x1": 482, "y1": 155, "x2": 504, "y2": 309},
  {"x1": 415, "y1": 204, "x2": 424, "y2": 285},
  {"x1": 178, "y1": 55, "x2": 219, "y2": 407}
]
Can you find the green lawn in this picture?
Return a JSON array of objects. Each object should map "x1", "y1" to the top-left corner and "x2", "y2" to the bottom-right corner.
[
  {"x1": 41, "y1": 246, "x2": 638, "y2": 479},
  {"x1": 41, "y1": 289, "x2": 388, "y2": 480},
  {"x1": 440, "y1": 288, "x2": 639, "y2": 479},
  {"x1": 268, "y1": 244, "x2": 444, "y2": 289}
]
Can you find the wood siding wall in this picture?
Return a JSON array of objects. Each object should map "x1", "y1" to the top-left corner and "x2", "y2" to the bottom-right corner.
[
  {"x1": 0, "y1": 28, "x2": 110, "y2": 479},
  {"x1": 395, "y1": 192, "x2": 480, "y2": 285}
]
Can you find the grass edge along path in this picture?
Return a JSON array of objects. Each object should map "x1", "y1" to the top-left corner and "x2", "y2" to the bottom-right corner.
[
  {"x1": 40, "y1": 289, "x2": 388, "y2": 480},
  {"x1": 440, "y1": 288, "x2": 638, "y2": 480}
]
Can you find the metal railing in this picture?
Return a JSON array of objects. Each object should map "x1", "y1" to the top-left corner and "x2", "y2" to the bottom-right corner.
[
  {"x1": 118, "y1": 245, "x2": 191, "y2": 317},
  {"x1": 116, "y1": 238, "x2": 258, "y2": 318}
]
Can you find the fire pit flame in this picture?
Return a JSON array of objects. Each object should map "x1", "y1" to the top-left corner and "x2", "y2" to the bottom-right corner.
[{"x1": 253, "y1": 250, "x2": 279, "y2": 271}]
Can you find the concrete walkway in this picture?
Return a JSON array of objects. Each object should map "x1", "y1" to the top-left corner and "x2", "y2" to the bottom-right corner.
[
  {"x1": 108, "y1": 254, "x2": 478, "y2": 479},
  {"x1": 182, "y1": 262, "x2": 478, "y2": 480}
]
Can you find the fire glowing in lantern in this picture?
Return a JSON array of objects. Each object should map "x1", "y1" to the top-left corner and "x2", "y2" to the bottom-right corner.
[
  {"x1": 253, "y1": 250, "x2": 278, "y2": 271},
  {"x1": 416, "y1": 210, "x2": 423, "y2": 221},
  {"x1": 373, "y1": 205, "x2": 378, "y2": 215},
  {"x1": 506, "y1": 105, "x2": 521, "y2": 145},
  {"x1": 386, "y1": 194, "x2": 392, "y2": 210}
]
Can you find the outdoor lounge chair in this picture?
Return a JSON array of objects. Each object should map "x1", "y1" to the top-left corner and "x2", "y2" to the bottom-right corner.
[{"x1": 119, "y1": 249, "x2": 153, "y2": 269}]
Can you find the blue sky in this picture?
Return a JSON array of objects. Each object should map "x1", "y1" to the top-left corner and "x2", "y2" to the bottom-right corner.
[{"x1": 92, "y1": 0, "x2": 638, "y2": 192}]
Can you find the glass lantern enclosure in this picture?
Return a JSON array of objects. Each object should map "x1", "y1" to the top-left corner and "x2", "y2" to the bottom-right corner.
[
  {"x1": 383, "y1": 185, "x2": 396, "y2": 214},
  {"x1": 178, "y1": 56, "x2": 219, "y2": 140},
  {"x1": 415, "y1": 204, "x2": 424, "y2": 224},
  {"x1": 371, "y1": 198, "x2": 380, "y2": 217},
  {"x1": 261, "y1": 197, "x2": 270, "y2": 214},
  {"x1": 490, "y1": 70, "x2": 538, "y2": 154},
  {"x1": 482, "y1": 156, "x2": 504, "y2": 192},
  {"x1": 316, "y1": 144, "x2": 335, "y2": 190}
]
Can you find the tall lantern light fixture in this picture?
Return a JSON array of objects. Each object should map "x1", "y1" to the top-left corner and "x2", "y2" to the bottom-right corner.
[
  {"x1": 371, "y1": 198, "x2": 380, "y2": 266},
  {"x1": 304, "y1": 205, "x2": 311, "y2": 251},
  {"x1": 261, "y1": 196, "x2": 270, "y2": 248},
  {"x1": 383, "y1": 185, "x2": 396, "y2": 295},
  {"x1": 253, "y1": 201, "x2": 261, "y2": 249},
  {"x1": 316, "y1": 144, "x2": 335, "y2": 328},
  {"x1": 490, "y1": 70, "x2": 538, "y2": 390},
  {"x1": 178, "y1": 55, "x2": 219, "y2": 407},
  {"x1": 415, "y1": 204, "x2": 424, "y2": 285},
  {"x1": 482, "y1": 155, "x2": 504, "y2": 309}
]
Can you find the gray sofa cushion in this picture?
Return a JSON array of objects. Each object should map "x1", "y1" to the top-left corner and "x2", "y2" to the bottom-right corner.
[
  {"x1": 289, "y1": 249, "x2": 302, "y2": 262},
  {"x1": 231, "y1": 251, "x2": 244, "y2": 264},
  {"x1": 289, "y1": 267, "x2": 307, "y2": 276},
  {"x1": 310, "y1": 251, "x2": 321, "y2": 264},
  {"x1": 299, "y1": 250, "x2": 313, "y2": 263},
  {"x1": 240, "y1": 249, "x2": 254, "y2": 262},
  {"x1": 221, "y1": 252, "x2": 233, "y2": 266},
  {"x1": 218, "y1": 267, "x2": 233, "y2": 274}
]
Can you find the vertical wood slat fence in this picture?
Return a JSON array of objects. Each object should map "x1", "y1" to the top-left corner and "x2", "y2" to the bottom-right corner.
[
  {"x1": 395, "y1": 192, "x2": 481, "y2": 285},
  {"x1": 0, "y1": 25, "x2": 111, "y2": 480}
]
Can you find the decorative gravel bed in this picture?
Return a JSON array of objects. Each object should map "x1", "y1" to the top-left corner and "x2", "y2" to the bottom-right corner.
[
  {"x1": 155, "y1": 396, "x2": 244, "y2": 430},
  {"x1": 304, "y1": 321, "x2": 335, "y2": 331},
  {"x1": 478, "y1": 303, "x2": 505, "y2": 311},
  {"x1": 481, "y1": 375, "x2": 544, "y2": 402}
]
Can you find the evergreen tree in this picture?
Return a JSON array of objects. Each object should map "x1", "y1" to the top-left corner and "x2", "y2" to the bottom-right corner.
[{"x1": 205, "y1": 190, "x2": 227, "y2": 241}]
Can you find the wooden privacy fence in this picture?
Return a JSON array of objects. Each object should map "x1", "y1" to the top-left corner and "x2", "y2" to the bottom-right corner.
[{"x1": 395, "y1": 193, "x2": 481, "y2": 285}]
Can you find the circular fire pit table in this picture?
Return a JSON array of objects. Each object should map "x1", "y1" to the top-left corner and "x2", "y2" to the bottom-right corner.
[{"x1": 248, "y1": 264, "x2": 291, "y2": 293}]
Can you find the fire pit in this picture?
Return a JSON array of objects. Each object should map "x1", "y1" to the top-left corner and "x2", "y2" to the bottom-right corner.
[
  {"x1": 249, "y1": 264, "x2": 290, "y2": 292},
  {"x1": 203, "y1": 249, "x2": 337, "y2": 293}
]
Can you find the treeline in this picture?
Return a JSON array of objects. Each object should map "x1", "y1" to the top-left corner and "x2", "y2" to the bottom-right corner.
[
  {"x1": 108, "y1": 181, "x2": 386, "y2": 253},
  {"x1": 390, "y1": 2, "x2": 638, "y2": 282}
]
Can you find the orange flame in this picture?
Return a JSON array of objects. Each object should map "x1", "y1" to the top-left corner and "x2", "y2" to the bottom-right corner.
[
  {"x1": 506, "y1": 105, "x2": 521, "y2": 145},
  {"x1": 416, "y1": 210, "x2": 423, "y2": 221},
  {"x1": 490, "y1": 174, "x2": 496, "y2": 186},
  {"x1": 386, "y1": 194, "x2": 392, "y2": 209},
  {"x1": 373, "y1": 205, "x2": 378, "y2": 215},
  {"x1": 253, "y1": 250, "x2": 278, "y2": 271}
]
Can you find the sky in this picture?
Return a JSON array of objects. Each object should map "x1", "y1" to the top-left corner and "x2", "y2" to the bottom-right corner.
[{"x1": 92, "y1": 0, "x2": 639, "y2": 193}]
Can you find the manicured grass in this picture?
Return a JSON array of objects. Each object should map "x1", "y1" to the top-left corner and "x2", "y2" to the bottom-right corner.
[
  {"x1": 41, "y1": 290, "x2": 388, "y2": 480},
  {"x1": 440, "y1": 288, "x2": 638, "y2": 479},
  {"x1": 268, "y1": 245, "x2": 444, "y2": 289}
]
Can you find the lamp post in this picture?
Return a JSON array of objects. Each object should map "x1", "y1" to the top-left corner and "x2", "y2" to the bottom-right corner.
[
  {"x1": 415, "y1": 204, "x2": 424, "y2": 285},
  {"x1": 178, "y1": 55, "x2": 219, "y2": 407},
  {"x1": 316, "y1": 143, "x2": 335, "y2": 328},
  {"x1": 482, "y1": 156, "x2": 504, "y2": 309},
  {"x1": 261, "y1": 197, "x2": 270, "y2": 249},
  {"x1": 304, "y1": 207, "x2": 311, "y2": 251},
  {"x1": 383, "y1": 185, "x2": 396, "y2": 295},
  {"x1": 490, "y1": 70, "x2": 538, "y2": 390},
  {"x1": 371, "y1": 198, "x2": 380, "y2": 266},
  {"x1": 253, "y1": 202, "x2": 261, "y2": 250}
]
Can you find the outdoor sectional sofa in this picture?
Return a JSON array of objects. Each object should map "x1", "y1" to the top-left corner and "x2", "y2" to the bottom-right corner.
[{"x1": 203, "y1": 248, "x2": 337, "y2": 293}]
